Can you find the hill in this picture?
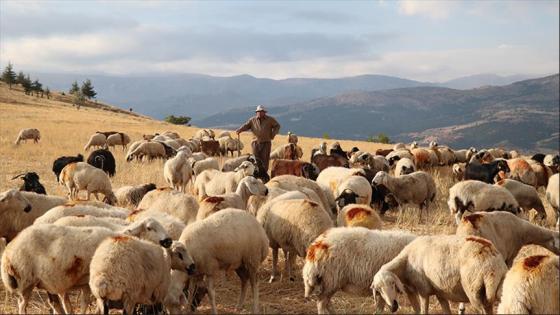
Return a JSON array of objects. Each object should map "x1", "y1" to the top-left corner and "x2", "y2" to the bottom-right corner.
[
  {"x1": 197, "y1": 74, "x2": 560, "y2": 152},
  {"x1": 440, "y1": 73, "x2": 539, "y2": 90}
]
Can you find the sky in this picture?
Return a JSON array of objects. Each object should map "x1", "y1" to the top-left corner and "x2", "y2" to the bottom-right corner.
[{"x1": 0, "y1": 0, "x2": 558, "y2": 81}]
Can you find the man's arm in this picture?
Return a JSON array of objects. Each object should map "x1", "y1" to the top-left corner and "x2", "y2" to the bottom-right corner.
[
  {"x1": 270, "y1": 117, "x2": 281, "y2": 139},
  {"x1": 236, "y1": 118, "x2": 253, "y2": 134}
]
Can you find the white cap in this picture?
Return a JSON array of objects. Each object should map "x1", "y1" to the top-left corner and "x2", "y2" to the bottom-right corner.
[{"x1": 255, "y1": 105, "x2": 267, "y2": 112}]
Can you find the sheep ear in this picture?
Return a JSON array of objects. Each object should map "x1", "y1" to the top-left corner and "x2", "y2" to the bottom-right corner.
[{"x1": 124, "y1": 220, "x2": 144, "y2": 235}]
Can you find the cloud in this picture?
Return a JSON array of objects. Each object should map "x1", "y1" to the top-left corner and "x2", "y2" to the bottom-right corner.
[{"x1": 398, "y1": 0, "x2": 458, "y2": 20}]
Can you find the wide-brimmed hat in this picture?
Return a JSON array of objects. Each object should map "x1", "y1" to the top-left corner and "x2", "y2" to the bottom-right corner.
[{"x1": 255, "y1": 105, "x2": 267, "y2": 112}]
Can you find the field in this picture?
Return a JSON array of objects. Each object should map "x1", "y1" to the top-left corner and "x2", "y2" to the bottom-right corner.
[{"x1": 0, "y1": 82, "x2": 556, "y2": 314}]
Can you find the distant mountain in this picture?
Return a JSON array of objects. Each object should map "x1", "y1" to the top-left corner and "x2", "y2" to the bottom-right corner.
[
  {"x1": 36, "y1": 73, "x2": 432, "y2": 120},
  {"x1": 197, "y1": 74, "x2": 560, "y2": 152},
  {"x1": 440, "y1": 73, "x2": 540, "y2": 90}
]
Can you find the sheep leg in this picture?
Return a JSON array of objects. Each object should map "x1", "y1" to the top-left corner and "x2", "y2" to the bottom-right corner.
[
  {"x1": 80, "y1": 287, "x2": 93, "y2": 314},
  {"x1": 269, "y1": 247, "x2": 279, "y2": 283},
  {"x1": 17, "y1": 288, "x2": 32, "y2": 314},
  {"x1": 435, "y1": 295, "x2": 451, "y2": 314},
  {"x1": 286, "y1": 250, "x2": 297, "y2": 281},
  {"x1": 458, "y1": 303, "x2": 466, "y2": 315},
  {"x1": 419, "y1": 295, "x2": 429, "y2": 314},
  {"x1": 206, "y1": 276, "x2": 217, "y2": 315},
  {"x1": 94, "y1": 193, "x2": 100, "y2": 201},
  {"x1": 404, "y1": 291, "x2": 420, "y2": 313},
  {"x1": 46, "y1": 293, "x2": 65, "y2": 314},
  {"x1": 249, "y1": 267, "x2": 260, "y2": 314},
  {"x1": 59, "y1": 293, "x2": 74, "y2": 314},
  {"x1": 316, "y1": 294, "x2": 333, "y2": 314},
  {"x1": 235, "y1": 266, "x2": 249, "y2": 311}
]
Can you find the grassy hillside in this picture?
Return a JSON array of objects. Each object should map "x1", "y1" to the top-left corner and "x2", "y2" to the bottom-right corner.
[{"x1": 0, "y1": 81, "x2": 555, "y2": 314}]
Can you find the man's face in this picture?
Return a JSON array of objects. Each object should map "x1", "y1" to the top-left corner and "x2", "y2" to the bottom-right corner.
[{"x1": 256, "y1": 111, "x2": 266, "y2": 118}]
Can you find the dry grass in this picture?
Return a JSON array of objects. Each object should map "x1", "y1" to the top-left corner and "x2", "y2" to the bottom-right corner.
[{"x1": 0, "y1": 82, "x2": 556, "y2": 314}]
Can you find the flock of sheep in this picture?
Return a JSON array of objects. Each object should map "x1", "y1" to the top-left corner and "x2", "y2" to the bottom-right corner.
[{"x1": 1, "y1": 127, "x2": 559, "y2": 314}]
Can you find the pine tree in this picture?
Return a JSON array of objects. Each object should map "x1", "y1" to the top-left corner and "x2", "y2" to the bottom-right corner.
[
  {"x1": 31, "y1": 79, "x2": 43, "y2": 97},
  {"x1": 69, "y1": 81, "x2": 80, "y2": 95},
  {"x1": 1, "y1": 62, "x2": 17, "y2": 89},
  {"x1": 81, "y1": 79, "x2": 96, "y2": 99},
  {"x1": 73, "y1": 90, "x2": 85, "y2": 109},
  {"x1": 45, "y1": 87, "x2": 51, "y2": 99},
  {"x1": 22, "y1": 74, "x2": 32, "y2": 95},
  {"x1": 16, "y1": 71, "x2": 25, "y2": 85}
]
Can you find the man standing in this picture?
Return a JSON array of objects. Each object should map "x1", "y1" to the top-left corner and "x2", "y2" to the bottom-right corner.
[{"x1": 236, "y1": 105, "x2": 281, "y2": 173}]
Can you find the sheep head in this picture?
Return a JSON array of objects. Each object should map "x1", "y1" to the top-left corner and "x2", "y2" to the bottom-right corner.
[
  {"x1": 124, "y1": 217, "x2": 172, "y2": 248},
  {"x1": 371, "y1": 270, "x2": 405, "y2": 313}
]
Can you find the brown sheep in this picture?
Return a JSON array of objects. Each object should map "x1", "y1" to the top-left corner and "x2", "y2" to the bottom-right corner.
[
  {"x1": 200, "y1": 140, "x2": 220, "y2": 157},
  {"x1": 270, "y1": 159, "x2": 319, "y2": 180}
]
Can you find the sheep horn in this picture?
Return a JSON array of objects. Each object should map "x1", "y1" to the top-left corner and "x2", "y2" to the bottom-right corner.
[{"x1": 11, "y1": 173, "x2": 26, "y2": 180}]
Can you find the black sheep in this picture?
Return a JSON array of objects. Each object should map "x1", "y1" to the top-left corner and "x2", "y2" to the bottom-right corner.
[
  {"x1": 52, "y1": 154, "x2": 84, "y2": 181},
  {"x1": 12, "y1": 172, "x2": 47, "y2": 195},
  {"x1": 87, "y1": 149, "x2": 116, "y2": 177},
  {"x1": 464, "y1": 159, "x2": 510, "y2": 184},
  {"x1": 531, "y1": 153, "x2": 546, "y2": 164}
]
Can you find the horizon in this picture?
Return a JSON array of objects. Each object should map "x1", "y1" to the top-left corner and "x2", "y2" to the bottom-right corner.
[{"x1": 1, "y1": 0, "x2": 558, "y2": 82}]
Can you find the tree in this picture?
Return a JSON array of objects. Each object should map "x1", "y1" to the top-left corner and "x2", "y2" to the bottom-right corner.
[
  {"x1": 45, "y1": 87, "x2": 51, "y2": 99},
  {"x1": 73, "y1": 90, "x2": 85, "y2": 109},
  {"x1": 16, "y1": 71, "x2": 25, "y2": 85},
  {"x1": 31, "y1": 79, "x2": 43, "y2": 97},
  {"x1": 69, "y1": 81, "x2": 80, "y2": 95},
  {"x1": 81, "y1": 79, "x2": 96, "y2": 99},
  {"x1": 322, "y1": 132, "x2": 330, "y2": 140},
  {"x1": 368, "y1": 132, "x2": 391, "y2": 144},
  {"x1": 22, "y1": 74, "x2": 32, "y2": 95},
  {"x1": 1, "y1": 62, "x2": 16, "y2": 89},
  {"x1": 164, "y1": 115, "x2": 191, "y2": 125}
]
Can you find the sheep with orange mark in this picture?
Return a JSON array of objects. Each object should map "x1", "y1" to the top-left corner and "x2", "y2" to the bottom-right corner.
[
  {"x1": 1, "y1": 219, "x2": 172, "y2": 314},
  {"x1": 196, "y1": 176, "x2": 268, "y2": 220},
  {"x1": 257, "y1": 199, "x2": 333, "y2": 283},
  {"x1": 334, "y1": 175, "x2": 372, "y2": 210},
  {"x1": 137, "y1": 188, "x2": 199, "y2": 226},
  {"x1": 336, "y1": 204, "x2": 382, "y2": 229},
  {"x1": 180, "y1": 209, "x2": 268, "y2": 314},
  {"x1": 193, "y1": 161, "x2": 255, "y2": 201},
  {"x1": 507, "y1": 158, "x2": 538, "y2": 187},
  {"x1": 267, "y1": 175, "x2": 336, "y2": 216},
  {"x1": 59, "y1": 162, "x2": 117, "y2": 205},
  {"x1": 89, "y1": 238, "x2": 195, "y2": 314},
  {"x1": 302, "y1": 227, "x2": 415, "y2": 314},
  {"x1": 372, "y1": 235, "x2": 508, "y2": 314},
  {"x1": 495, "y1": 179, "x2": 546, "y2": 220},
  {"x1": 14, "y1": 128, "x2": 41, "y2": 145},
  {"x1": 497, "y1": 254, "x2": 559, "y2": 314},
  {"x1": 456, "y1": 211, "x2": 559, "y2": 266},
  {"x1": 448, "y1": 180, "x2": 520, "y2": 224}
]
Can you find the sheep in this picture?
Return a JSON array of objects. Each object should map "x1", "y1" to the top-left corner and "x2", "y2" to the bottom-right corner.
[
  {"x1": 89, "y1": 238, "x2": 195, "y2": 314},
  {"x1": 375, "y1": 148, "x2": 393, "y2": 157},
  {"x1": 454, "y1": 147, "x2": 477, "y2": 163},
  {"x1": 59, "y1": 162, "x2": 117, "y2": 204},
  {"x1": 196, "y1": 176, "x2": 268, "y2": 220},
  {"x1": 125, "y1": 141, "x2": 167, "y2": 162},
  {"x1": 200, "y1": 139, "x2": 220, "y2": 156},
  {"x1": 11, "y1": 172, "x2": 46, "y2": 194},
  {"x1": 14, "y1": 128, "x2": 40, "y2": 145},
  {"x1": 336, "y1": 204, "x2": 382, "y2": 229},
  {"x1": 372, "y1": 171, "x2": 436, "y2": 219},
  {"x1": 54, "y1": 214, "x2": 129, "y2": 230},
  {"x1": 287, "y1": 131, "x2": 298, "y2": 144},
  {"x1": 1, "y1": 219, "x2": 172, "y2": 314},
  {"x1": 105, "y1": 132, "x2": 131, "y2": 150},
  {"x1": 509, "y1": 150, "x2": 520, "y2": 159},
  {"x1": 164, "y1": 270, "x2": 190, "y2": 314},
  {"x1": 334, "y1": 175, "x2": 372, "y2": 209},
  {"x1": 217, "y1": 131, "x2": 231, "y2": 138},
  {"x1": 303, "y1": 228, "x2": 415, "y2": 314},
  {"x1": 222, "y1": 155, "x2": 256, "y2": 172},
  {"x1": 393, "y1": 143, "x2": 406, "y2": 151},
  {"x1": 218, "y1": 136, "x2": 244, "y2": 156},
  {"x1": 495, "y1": 179, "x2": 546, "y2": 219},
  {"x1": 544, "y1": 154, "x2": 560, "y2": 172},
  {"x1": 311, "y1": 153, "x2": 349, "y2": 171},
  {"x1": 508, "y1": 158, "x2": 538, "y2": 187},
  {"x1": 163, "y1": 150, "x2": 192, "y2": 192},
  {"x1": 464, "y1": 159, "x2": 509, "y2": 183},
  {"x1": 432, "y1": 144, "x2": 456, "y2": 165},
  {"x1": 192, "y1": 157, "x2": 220, "y2": 178},
  {"x1": 84, "y1": 133, "x2": 106, "y2": 151},
  {"x1": 497, "y1": 254, "x2": 559, "y2": 314},
  {"x1": 456, "y1": 211, "x2": 559, "y2": 265},
  {"x1": 453, "y1": 162, "x2": 466, "y2": 181},
  {"x1": 128, "y1": 208, "x2": 186, "y2": 240},
  {"x1": 86, "y1": 148, "x2": 116, "y2": 177},
  {"x1": 180, "y1": 209, "x2": 268, "y2": 314},
  {"x1": 114, "y1": 183, "x2": 157, "y2": 209},
  {"x1": 546, "y1": 173, "x2": 559, "y2": 228},
  {"x1": 394, "y1": 157, "x2": 416, "y2": 176},
  {"x1": 448, "y1": 180, "x2": 520, "y2": 224},
  {"x1": 137, "y1": 189, "x2": 199, "y2": 226},
  {"x1": 487, "y1": 147, "x2": 509, "y2": 159},
  {"x1": 257, "y1": 199, "x2": 333, "y2": 282},
  {"x1": 316, "y1": 166, "x2": 366, "y2": 198},
  {"x1": 372, "y1": 235, "x2": 508, "y2": 314},
  {"x1": 527, "y1": 158, "x2": 553, "y2": 188},
  {"x1": 350, "y1": 152, "x2": 389, "y2": 174},
  {"x1": 270, "y1": 159, "x2": 319, "y2": 180},
  {"x1": 329, "y1": 142, "x2": 348, "y2": 158},
  {"x1": 267, "y1": 175, "x2": 336, "y2": 216},
  {"x1": 310, "y1": 142, "x2": 328, "y2": 159},
  {"x1": 34, "y1": 204, "x2": 128, "y2": 225},
  {"x1": 162, "y1": 131, "x2": 181, "y2": 139},
  {"x1": 194, "y1": 129, "x2": 215, "y2": 140},
  {"x1": 270, "y1": 143, "x2": 303, "y2": 160},
  {"x1": 52, "y1": 154, "x2": 84, "y2": 181},
  {"x1": 193, "y1": 161, "x2": 255, "y2": 200},
  {"x1": 469, "y1": 149, "x2": 495, "y2": 164},
  {"x1": 386, "y1": 149, "x2": 416, "y2": 167}
]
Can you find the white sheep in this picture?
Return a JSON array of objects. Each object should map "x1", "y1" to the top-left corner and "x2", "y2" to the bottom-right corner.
[
  {"x1": 127, "y1": 208, "x2": 186, "y2": 240},
  {"x1": 114, "y1": 183, "x2": 157, "y2": 209},
  {"x1": 89, "y1": 238, "x2": 194, "y2": 314},
  {"x1": 336, "y1": 204, "x2": 383, "y2": 229},
  {"x1": 257, "y1": 198, "x2": 333, "y2": 282},
  {"x1": 454, "y1": 147, "x2": 477, "y2": 163},
  {"x1": 34, "y1": 204, "x2": 128, "y2": 225},
  {"x1": 316, "y1": 166, "x2": 366, "y2": 198},
  {"x1": 54, "y1": 215, "x2": 129, "y2": 230},
  {"x1": 193, "y1": 161, "x2": 255, "y2": 200},
  {"x1": 164, "y1": 150, "x2": 192, "y2": 192},
  {"x1": 125, "y1": 141, "x2": 167, "y2": 161},
  {"x1": 546, "y1": 173, "x2": 559, "y2": 228},
  {"x1": 137, "y1": 188, "x2": 199, "y2": 226},
  {"x1": 394, "y1": 157, "x2": 416, "y2": 176},
  {"x1": 334, "y1": 175, "x2": 372, "y2": 209},
  {"x1": 193, "y1": 129, "x2": 215, "y2": 140},
  {"x1": 84, "y1": 133, "x2": 106, "y2": 151},
  {"x1": 180, "y1": 209, "x2": 268, "y2": 314},
  {"x1": 270, "y1": 143, "x2": 303, "y2": 160},
  {"x1": 1, "y1": 219, "x2": 171, "y2": 314},
  {"x1": 372, "y1": 171, "x2": 436, "y2": 219},
  {"x1": 197, "y1": 176, "x2": 268, "y2": 220},
  {"x1": 222, "y1": 154, "x2": 256, "y2": 172},
  {"x1": 497, "y1": 254, "x2": 559, "y2": 314},
  {"x1": 372, "y1": 235, "x2": 508, "y2": 314},
  {"x1": 218, "y1": 136, "x2": 244, "y2": 156},
  {"x1": 303, "y1": 227, "x2": 415, "y2": 314},
  {"x1": 59, "y1": 162, "x2": 117, "y2": 204},
  {"x1": 452, "y1": 162, "x2": 466, "y2": 181},
  {"x1": 164, "y1": 270, "x2": 190, "y2": 314},
  {"x1": 267, "y1": 175, "x2": 337, "y2": 216},
  {"x1": 191, "y1": 157, "x2": 220, "y2": 178},
  {"x1": 495, "y1": 178, "x2": 546, "y2": 219},
  {"x1": 386, "y1": 149, "x2": 415, "y2": 166},
  {"x1": 14, "y1": 128, "x2": 40, "y2": 145},
  {"x1": 456, "y1": 211, "x2": 559, "y2": 265},
  {"x1": 448, "y1": 180, "x2": 520, "y2": 224},
  {"x1": 105, "y1": 132, "x2": 131, "y2": 150},
  {"x1": 217, "y1": 130, "x2": 231, "y2": 138}
]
